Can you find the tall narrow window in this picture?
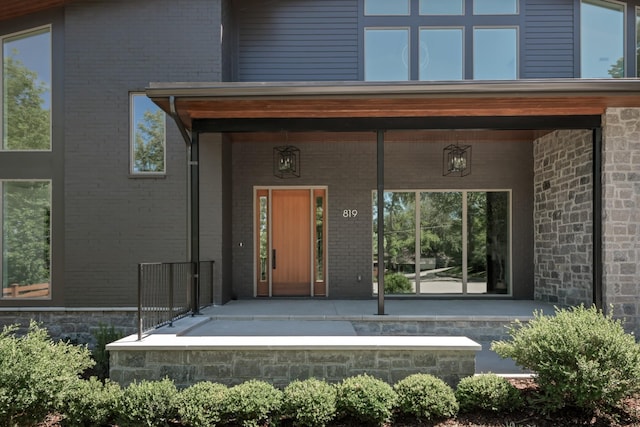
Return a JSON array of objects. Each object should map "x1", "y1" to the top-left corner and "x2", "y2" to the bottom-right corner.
[
  {"x1": 2, "y1": 181, "x2": 51, "y2": 299},
  {"x1": 581, "y1": 0, "x2": 625, "y2": 78},
  {"x1": 474, "y1": 27, "x2": 517, "y2": 79},
  {"x1": 420, "y1": 28, "x2": 464, "y2": 80},
  {"x1": 130, "y1": 93, "x2": 166, "y2": 174},
  {"x1": 2, "y1": 27, "x2": 51, "y2": 151},
  {"x1": 364, "y1": 28, "x2": 410, "y2": 81}
]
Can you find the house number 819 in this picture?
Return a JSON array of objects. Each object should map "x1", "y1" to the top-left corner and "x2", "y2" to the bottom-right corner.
[{"x1": 343, "y1": 209, "x2": 358, "y2": 218}]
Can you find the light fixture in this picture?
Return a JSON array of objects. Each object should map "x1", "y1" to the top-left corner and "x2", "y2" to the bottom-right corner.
[
  {"x1": 443, "y1": 143, "x2": 471, "y2": 177},
  {"x1": 273, "y1": 145, "x2": 300, "y2": 178}
]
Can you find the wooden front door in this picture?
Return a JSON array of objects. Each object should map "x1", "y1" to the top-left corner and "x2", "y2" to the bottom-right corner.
[{"x1": 271, "y1": 190, "x2": 311, "y2": 296}]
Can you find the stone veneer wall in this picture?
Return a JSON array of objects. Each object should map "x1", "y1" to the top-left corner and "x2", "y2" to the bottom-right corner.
[
  {"x1": 109, "y1": 348, "x2": 475, "y2": 389},
  {"x1": 0, "y1": 310, "x2": 137, "y2": 348},
  {"x1": 602, "y1": 108, "x2": 640, "y2": 336},
  {"x1": 533, "y1": 130, "x2": 593, "y2": 306}
]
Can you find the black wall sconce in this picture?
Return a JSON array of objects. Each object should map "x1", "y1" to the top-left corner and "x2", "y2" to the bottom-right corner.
[
  {"x1": 273, "y1": 145, "x2": 300, "y2": 178},
  {"x1": 443, "y1": 143, "x2": 471, "y2": 177}
]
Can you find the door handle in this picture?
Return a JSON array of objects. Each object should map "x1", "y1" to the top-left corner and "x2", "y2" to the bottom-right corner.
[{"x1": 272, "y1": 249, "x2": 276, "y2": 269}]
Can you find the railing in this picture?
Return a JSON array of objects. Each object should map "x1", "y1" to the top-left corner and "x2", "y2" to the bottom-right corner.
[
  {"x1": 137, "y1": 260, "x2": 215, "y2": 340},
  {"x1": 2, "y1": 282, "x2": 50, "y2": 298}
]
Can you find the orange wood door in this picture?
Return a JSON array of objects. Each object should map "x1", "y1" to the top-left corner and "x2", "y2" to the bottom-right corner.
[{"x1": 271, "y1": 190, "x2": 311, "y2": 296}]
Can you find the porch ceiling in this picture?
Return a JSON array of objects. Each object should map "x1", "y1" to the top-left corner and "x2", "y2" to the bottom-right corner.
[{"x1": 147, "y1": 79, "x2": 640, "y2": 134}]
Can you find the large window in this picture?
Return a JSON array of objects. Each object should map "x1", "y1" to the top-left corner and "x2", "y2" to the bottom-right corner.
[
  {"x1": 2, "y1": 27, "x2": 51, "y2": 151},
  {"x1": 1, "y1": 181, "x2": 51, "y2": 299},
  {"x1": 373, "y1": 190, "x2": 510, "y2": 295},
  {"x1": 581, "y1": 0, "x2": 625, "y2": 78},
  {"x1": 130, "y1": 93, "x2": 166, "y2": 175},
  {"x1": 363, "y1": 0, "x2": 519, "y2": 81}
]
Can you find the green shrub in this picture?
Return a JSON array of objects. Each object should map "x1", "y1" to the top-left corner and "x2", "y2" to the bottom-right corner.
[
  {"x1": 117, "y1": 378, "x2": 180, "y2": 427},
  {"x1": 384, "y1": 272, "x2": 413, "y2": 294},
  {"x1": 335, "y1": 374, "x2": 397, "y2": 426},
  {"x1": 394, "y1": 373, "x2": 458, "y2": 421},
  {"x1": 177, "y1": 381, "x2": 228, "y2": 427},
  {"x1": 91, "y1": 324, "x2": 124, "y2": 381},
  {"x1": 223, "y1": 380, "x2": 283, "y2": 427},
  {"x1": 282, "y1": 378, "x2": 336, "y2": 427},
  {"x1": 0, "y1": 321, "x2": 94, "y2": 427},
  {"x1": 455, "y1": 373, "x2": 523, "y2": 413},
  {"x1": 492, "y1": 304, "x2": 640, "y2": 414},
  {"x1": 61, "y1": 377, "x2": 123, "y2": 426}
]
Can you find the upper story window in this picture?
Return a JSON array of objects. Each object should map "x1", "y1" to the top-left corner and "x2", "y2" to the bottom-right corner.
[
  {"x1": 130, "y1": 93, "x2": 166, "y2": 175},
  {"x1": 1, "y1": 26, "x2": 51, "y2": 151},
  {"x1": 363, "y1": 0, "x2": 519, "y2": 81},
  {"x1": 581, "y1": 0, "x2": 625, "y2": 78}
]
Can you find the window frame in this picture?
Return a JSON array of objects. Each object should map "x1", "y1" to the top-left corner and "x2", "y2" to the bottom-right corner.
[
  {"x1": 129, "y1": 92, "x2": 167, "y2": 176},
  {"x1": 1, "y1": 25, "x2": 53, "y2": 152},
  {"x1": 372, "y1": 188, "x2": 513, "y2": 296},
  {"x1": 0, "y1": 179, "x2": 52, "y2": 300}
]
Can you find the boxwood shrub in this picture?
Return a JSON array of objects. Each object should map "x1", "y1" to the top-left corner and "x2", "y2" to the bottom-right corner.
[
  {"x1": 455, "y1": 373, "x2": 523, "y2": 413},
  {"x1": 62, "y1": 377, "x2": 123, "y2": 426},
  {"x1": 117, "y1": 378, "x2": 180, "y2": 427},
  {"x1": 394, "y1": 373, "x2": 458, "y2": 421},
  {"x1": 222, "y1": 379, "x2": 283, "y2": 427},
  {"x1": 177, "y1": 381, "x2": 228, "y2": 427},
  {"x1": 335, "y1": 373, "x2": 397, "y2": 426},
  {"x1": 282, "y1": 378, "x2": 336, "y2": 427}
]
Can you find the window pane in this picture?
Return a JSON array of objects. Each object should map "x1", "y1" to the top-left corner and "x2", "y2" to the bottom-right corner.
[
  {"x1": 420, "y1": 0, "x2": 463, "y2": 15},
  {"x1": 365, "y1": 0, "x2": 410, "y2": 15},
  {"x1": 259, "y1": 196, "x2": 268, "y2": 282},
  {"x1": 419, "y1": 192, "x2": 463, "y2": 294},
  {"x1": 3, "y1": 28, "x2": 51, "y2": 150},
  {"x1": 315, "y1": 195, "x2": 324, "y2": 282},
  {"x1": 474, "y1": 0, "x2": 517, "y2": 14},
  {"x1": 420, "y1": 28, "x2": 463, "y2": 80},
  {"x1": 582, "y1": 0, "x2": 625, "y2": 78},
  {"x1": 474, "y1": 28, "x2": 517, "y2": 80},
  {"x1": 365, "y1": 28, "x2": 410, "y2": 81},
  {"x1": 131, "y1": 94, "x2": 166, "y2": 173},
  {"x1": 467, "y1": 192, "x2": 509, "y2": 294},
  {"x1": 380, "y1": 192, "x2": 416, "y2": 294},
  {"x1": 2, "y1": 181, "x2": 51, "y2": 299}
]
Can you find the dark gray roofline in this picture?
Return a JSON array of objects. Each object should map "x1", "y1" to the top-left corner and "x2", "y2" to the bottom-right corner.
[{"x1": 147, "y1": 79, "x2": 640, "y2": 99}]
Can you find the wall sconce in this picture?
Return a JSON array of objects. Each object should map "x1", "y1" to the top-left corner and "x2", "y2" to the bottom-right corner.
[
  {"x1": 443, "y1": 143, "x2": 471, "y2": 177},
  {"x1": 273, "y1": 145, "x2": 300, "y2": 178}
]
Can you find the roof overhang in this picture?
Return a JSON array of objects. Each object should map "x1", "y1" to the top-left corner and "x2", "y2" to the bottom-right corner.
[{"x1": 146, "y1": 79, "x2": 640, "y2": 133}]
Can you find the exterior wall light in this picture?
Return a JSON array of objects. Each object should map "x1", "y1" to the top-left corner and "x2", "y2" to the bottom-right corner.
[
  {"x1": 273, "y1": 145, "x2": 300, "y2": 178},
  {"x1": 443, "y1": 143, "x2": 471, "y2": 177}
]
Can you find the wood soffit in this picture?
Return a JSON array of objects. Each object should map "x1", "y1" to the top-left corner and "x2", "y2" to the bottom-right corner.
[
  {"x1": 147, "y1": 80, "x2": 640, "y2": 132},
  {"x1": 0, "y1": 0, "x2": 75, "y2": 22}
]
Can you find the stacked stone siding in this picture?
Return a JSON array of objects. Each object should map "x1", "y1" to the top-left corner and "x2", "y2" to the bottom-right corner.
[
  {"x1": 533, "y1": 130, "x2": 593, "y2": 306},
  {"x1": 602, "y1": 108, "x2": 640, "y2": 336},
  {"x1": 109, "y1": 347, "x2": 476, "y2": 389}
]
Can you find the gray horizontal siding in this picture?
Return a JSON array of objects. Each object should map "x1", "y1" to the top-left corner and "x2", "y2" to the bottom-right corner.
[
  {"x1": 236, "y1": 0, "x2": 358, "y2": 81},
  {"x1": 523, "y1": 0, "x2": 575, "y2": 78}
]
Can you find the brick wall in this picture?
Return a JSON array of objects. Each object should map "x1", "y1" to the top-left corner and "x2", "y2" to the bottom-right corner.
[
  {"x1": 602, "y1": 108, "x2": 640, "y2": 336},
  {"x1": 533, "y1": 130, "x2": 593, "y2": 306}
]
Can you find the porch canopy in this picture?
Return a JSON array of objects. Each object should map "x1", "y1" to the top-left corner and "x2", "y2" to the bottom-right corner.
[{"x1": 146, "y1": 79, "x2": 640, "y2": 313}]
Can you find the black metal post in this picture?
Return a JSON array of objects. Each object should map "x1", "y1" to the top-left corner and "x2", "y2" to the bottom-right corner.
[
  {"x1": 191, "y1": 132, "x2": 201, "y2": 315},
  {"x1": 137, "y1": 263, "x2": 143, "y2": 341},
  {"x1": 592, "y1": 127, "x2": 603, "y2": 310},
  {"x1": 377, "y1": 130, "x2": 385, "y2": 315},
  {"x1": 168, "y1": 263, "x2": 174, "y2": 326}
]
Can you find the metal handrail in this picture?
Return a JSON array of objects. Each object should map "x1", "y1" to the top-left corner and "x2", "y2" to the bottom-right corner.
[{"x1": 137, "y1": 260, "x2": 215, "y2": 340}]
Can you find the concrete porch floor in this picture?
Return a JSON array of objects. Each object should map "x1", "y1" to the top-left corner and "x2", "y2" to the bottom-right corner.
[{"x1": 132, "y1": 298, "x2": 556, "y2": 375}]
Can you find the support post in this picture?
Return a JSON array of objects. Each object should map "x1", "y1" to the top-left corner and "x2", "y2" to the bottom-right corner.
[
  {"x1": 191, "y1": 132, "x2": 201, "y2": 315},
  {"x1": 377, "y1": 130, "x2": 385, "y2": 315},
  {"x1": 592, "y1": 127, "x2": 603, "y2": 310}
]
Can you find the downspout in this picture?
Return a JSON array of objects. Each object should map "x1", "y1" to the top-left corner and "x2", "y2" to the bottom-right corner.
[
  {"x1": 592, "y1": 127, "x2": 603, "y2": 311},
  {"x1": 168, "y1": 96, "x2": 200, "y2": 315}
]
